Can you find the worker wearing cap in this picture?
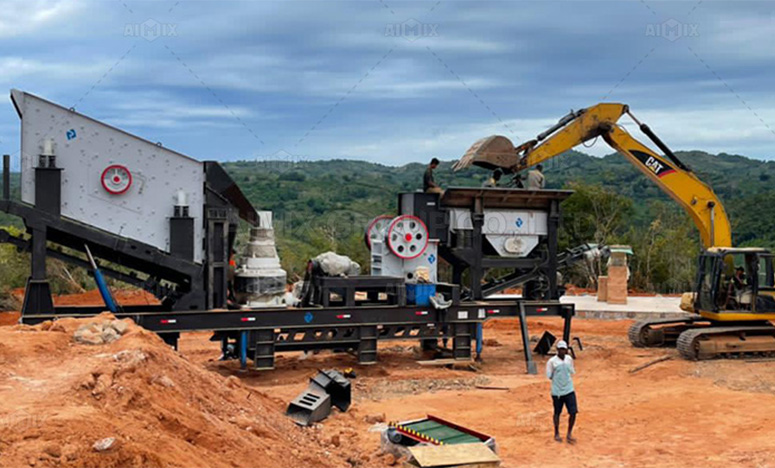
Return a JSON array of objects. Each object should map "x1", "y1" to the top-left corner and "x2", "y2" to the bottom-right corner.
[{"x1": 546, "y1": 340, "x2": 577, "y2": 444}]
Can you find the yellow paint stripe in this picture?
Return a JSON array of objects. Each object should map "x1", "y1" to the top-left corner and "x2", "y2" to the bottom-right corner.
[{"x1": 699, "y1": 311, "x2": 775, "y2": 321}]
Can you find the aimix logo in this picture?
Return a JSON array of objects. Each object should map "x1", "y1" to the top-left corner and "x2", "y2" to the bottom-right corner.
[
  {"x1": 124, "y1": 19, "x2": 179, "y2": 42},
  {"x1": 645, "y1": 18, "x2": 699, "y2": 42},
  {"x1": 385, "y1": 19, "x2": 439, "y2": 42}
]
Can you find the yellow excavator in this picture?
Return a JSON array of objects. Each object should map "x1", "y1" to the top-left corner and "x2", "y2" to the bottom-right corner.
[{"x1": 455, "y1": 103, "x2": 775, "y2": 360}]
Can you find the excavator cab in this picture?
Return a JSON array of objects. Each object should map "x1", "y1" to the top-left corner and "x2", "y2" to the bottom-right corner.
[{"x1": 694, "y1": 248, "x2": 775, "y2": 317}]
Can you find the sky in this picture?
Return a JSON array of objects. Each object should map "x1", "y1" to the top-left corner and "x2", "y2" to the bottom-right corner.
[{"x1": 1, "y1": 0, "x2": 774, "y2": 166}]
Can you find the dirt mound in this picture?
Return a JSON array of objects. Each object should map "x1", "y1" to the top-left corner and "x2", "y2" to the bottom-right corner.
[{"x1": 0, "y1": 313, "x2": 346, "y2": 468}]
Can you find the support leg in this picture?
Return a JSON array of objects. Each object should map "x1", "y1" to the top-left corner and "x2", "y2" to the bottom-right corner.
[
  {"x1": 519, "y1": 302, "x2": 537, "y2": 374},
  {"x1": 475, "y1": 323, "x2": 483, "y2": 361},
  {"x1": 358, "y1": 326, "x2": 378, "y2": 364},
  {"x1": 239, "y1": 331, "x2": 248, "y2": 369},
  {"x1": 562, "y1": 305, "x2": 573, "y2": 343},
  {"x1": 253, "y1": 329, "x2": 276, "y2": 370},
  {"x1": 21, "y1": 227, "x2": 54, "y2": 317}
]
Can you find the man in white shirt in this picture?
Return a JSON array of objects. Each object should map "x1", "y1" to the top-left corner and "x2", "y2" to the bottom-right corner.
[{"x1": 546, "y1": 339, "x2": 577, "y2": 444}]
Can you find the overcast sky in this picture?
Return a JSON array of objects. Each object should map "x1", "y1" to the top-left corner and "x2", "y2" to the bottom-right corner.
[{"x1": 1, "y1": 0, "x2": 774, "y2": 165}]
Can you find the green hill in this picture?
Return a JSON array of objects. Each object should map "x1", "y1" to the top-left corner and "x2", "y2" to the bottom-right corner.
[
  {"x1": 221, "y1": 150, "x2": 775, "y2": 291},
  {"x1": 226, "y1": 149, "x2": 775, "y2": 248}
]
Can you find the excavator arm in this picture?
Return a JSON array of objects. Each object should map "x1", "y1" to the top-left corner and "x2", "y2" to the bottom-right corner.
[{"x1": 455, "y1": 103, "x2": 732, "y2": 249}]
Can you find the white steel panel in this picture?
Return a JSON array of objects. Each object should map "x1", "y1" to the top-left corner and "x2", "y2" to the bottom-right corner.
[{"x1": 13, "y1": 90, "x2": 205, "y2": 263}]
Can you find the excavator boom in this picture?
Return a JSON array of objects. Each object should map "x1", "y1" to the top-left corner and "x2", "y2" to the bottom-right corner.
[{"x1": 455, "y1": 103, "x2": 732, "y2": 249}]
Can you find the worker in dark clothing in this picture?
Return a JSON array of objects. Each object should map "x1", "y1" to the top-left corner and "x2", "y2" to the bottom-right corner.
[
  {"x1": 732, "y1": 266, "x2": 746, "y2": 290},
  {"x1": 483, "y1": 169, "x2": 502, "y2": 188},
  {"x1": 424, "y1": 158, "x2": 443, "y2": 194}
]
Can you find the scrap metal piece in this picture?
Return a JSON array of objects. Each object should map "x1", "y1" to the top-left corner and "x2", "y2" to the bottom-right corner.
[
  {"x1": 533, "y1": 331, "x2": 557, "y2": 355},
  {"x1": 310, "y1": 369, "x2": 351, "y2": 412},
  {"x1": 285, "y1": 369, "x2": 351, "y2": 426},
  {"x1": 286, "y1": 386, "x2": 331, "y2": 426}
]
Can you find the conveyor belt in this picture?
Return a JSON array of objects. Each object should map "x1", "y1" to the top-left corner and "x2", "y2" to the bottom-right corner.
[
  {"x1": 390, "y1": 415, "x2": 492, "y2": 446},
  {"x1": 401, "y1": 419, "x2": 481, "y2": 445}
]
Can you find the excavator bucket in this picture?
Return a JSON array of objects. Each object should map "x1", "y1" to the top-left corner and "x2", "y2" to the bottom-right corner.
[{"x1": 453, "y1": 135, "x2": 517, "y2": 171}]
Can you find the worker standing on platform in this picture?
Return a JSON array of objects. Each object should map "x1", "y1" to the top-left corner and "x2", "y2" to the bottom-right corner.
[
  {"x1": 424, "y1": 158, "x2": 443, "y2": 194},
  {"x1": 546, "y1": 340, "x2": 577, "y2": 444},
  {"x1": 527, "y1": 164, "x2": 545, "y2": 189}
]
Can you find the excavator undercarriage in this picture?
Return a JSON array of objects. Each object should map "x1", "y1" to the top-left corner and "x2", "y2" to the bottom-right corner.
[{"x1": 629, "y1": 319, "x2": 775, "y2": 360}]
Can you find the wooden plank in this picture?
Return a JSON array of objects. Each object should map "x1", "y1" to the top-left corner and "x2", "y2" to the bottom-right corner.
[
  {"x1": 405, "y1": 461, "x2": 499, "y2": 468},
  {"x1": 408, "y1": 443, "x2": 500, "y2": 468},
  {"x1": 417, "y1": 358, "x2": 471, "y2": 366}
]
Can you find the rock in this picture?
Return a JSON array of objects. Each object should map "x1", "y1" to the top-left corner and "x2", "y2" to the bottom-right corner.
[
  {"x1": 330, "y1": 434, "x2": 341, "y2": 447},
  {"x1": 364, "y1": 413, "x2": 385, "y2": 424},
  {"x1": 28, "y1": 457, "x2": 36, "y2": 466},
  {"x1": 74, "y1": 326, "x2": 104, "y2": 345},
  {"x1": 154, "y1": 375, "x2": 176, "y2": 388},
  {"x1": 91, "y1": 373, "x2": 112, "y2": 398},
  {"x1": 382, "y1": 453, "x2": 397, "y2": 466},
  {"x1": 110, "y1": 320, "x2": 129, "y2": 335},
  {"x1": 74, "y1": 320, "x2": 128, "y2": 345},
  {"x1": 43, "y1": 444, "x2": 61, "y2": 458},
  {"x1": 225, "y1": 375, "x2": 241, "y2": 389},
  {"x1": 100, "y1": 326, "x2": 121, "y2": 343},
  {"x1": 113, "y1": 350, "x2": 147, "y2": 366},
  {"x1": 93, "y1": 437, "x2": 115, "y2": 452},
  {"x1": 77, "y1": 374, "x2": 96, "y2": 390}
]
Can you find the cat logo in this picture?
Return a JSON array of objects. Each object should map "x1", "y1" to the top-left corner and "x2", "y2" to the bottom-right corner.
[
  {"x1": 631, "y1": 150, "x2": 675, "y2": 178},
  {"x1": 645, "y1": 156, "x2": 664, "y2": 175}
]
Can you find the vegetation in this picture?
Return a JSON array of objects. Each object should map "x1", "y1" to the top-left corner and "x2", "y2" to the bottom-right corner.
[{"x1": 0, "y1": 149, "x2": 772, "y2": 304}]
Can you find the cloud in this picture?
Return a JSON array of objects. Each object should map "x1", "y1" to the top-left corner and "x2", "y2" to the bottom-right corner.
[
  {"x1": 1, "y1": 0, "x2": 775, "y2": 164},
  {"x1": 0, "y1": 0, "x2": 82, "y2": 38}
]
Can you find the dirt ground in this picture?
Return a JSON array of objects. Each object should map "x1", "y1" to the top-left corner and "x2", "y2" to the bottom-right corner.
[
  {"x1": 1, "y1": 312, "x2": 775, "y2": 467},
  {"x1": 181, "y1": 317, "x2": 775, "y2": 468}
]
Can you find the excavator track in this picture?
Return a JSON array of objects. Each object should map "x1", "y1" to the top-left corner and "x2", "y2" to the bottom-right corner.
[
  {"x1": 627, "y1": 318, "x2": 700, "y2": 348},
  {"x1": 676, "y1": 324, "x2": 775, "y2": 360}
]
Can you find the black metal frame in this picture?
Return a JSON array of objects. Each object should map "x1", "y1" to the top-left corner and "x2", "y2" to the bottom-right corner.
[
  {"x1": 22, "y1": 299, "x2": 574, "y2": 372},
  {"x1": 399, "y1": 188, "x2": 571, "y2": 301},
  {"x1": 0, "y1": 153, "x2": 576, "y2": 374}
]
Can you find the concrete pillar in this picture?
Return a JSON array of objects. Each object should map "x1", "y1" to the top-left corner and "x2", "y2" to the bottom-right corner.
[
  {"x1": 606, "y1": 246, "x2": 631, "y2": 305},
  {"x1": 597, "y1": 276, "x2": 608, "y2": 302}
]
